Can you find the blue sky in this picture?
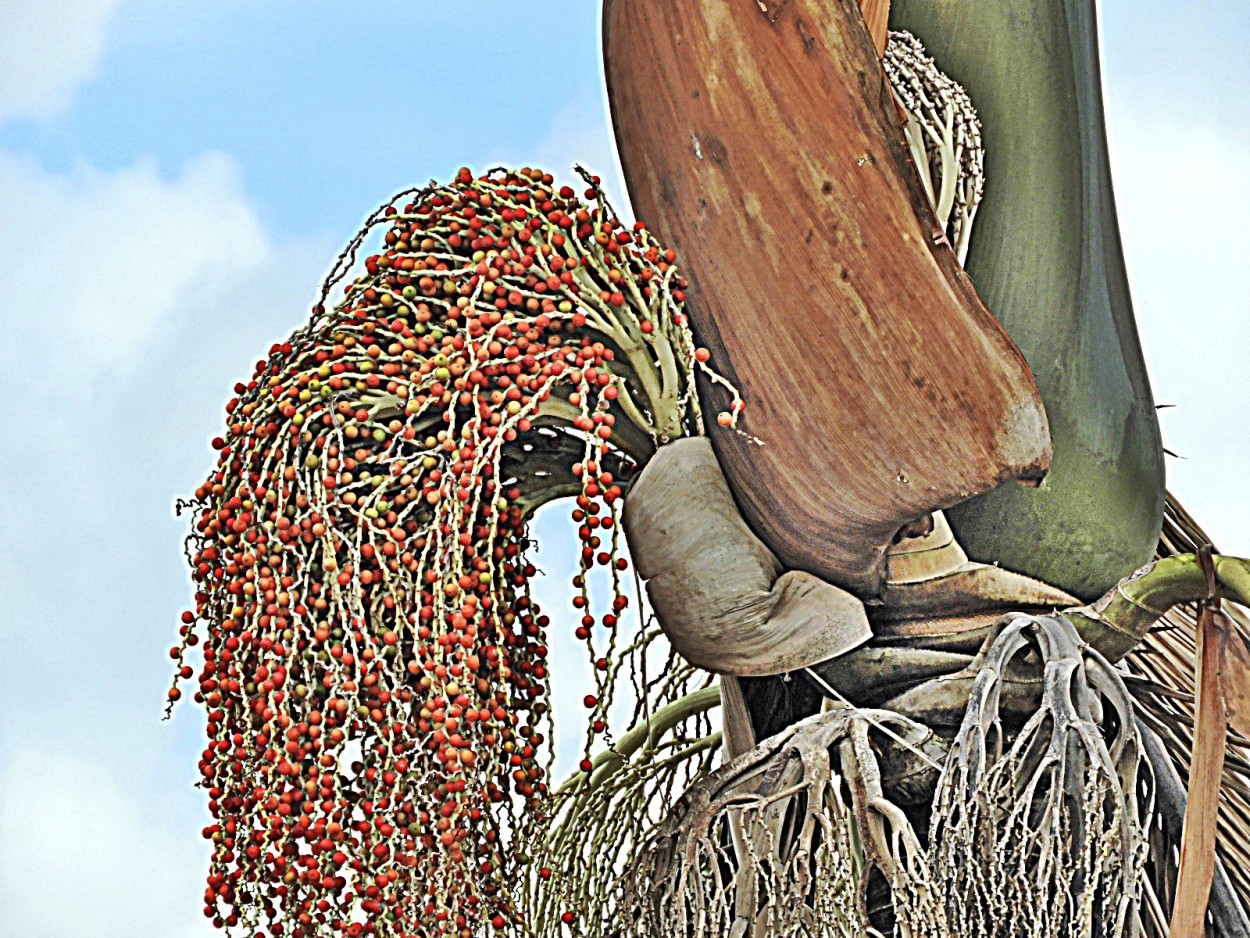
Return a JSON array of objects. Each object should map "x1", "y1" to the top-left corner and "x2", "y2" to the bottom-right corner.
[{"x1": 0, "y1": 3, "x2": 1246, "y2": 936}]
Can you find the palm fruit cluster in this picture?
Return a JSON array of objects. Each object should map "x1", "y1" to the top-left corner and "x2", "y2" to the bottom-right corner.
[{"x1": 170, "y1": 166, "x2": 734, "y2": 937}]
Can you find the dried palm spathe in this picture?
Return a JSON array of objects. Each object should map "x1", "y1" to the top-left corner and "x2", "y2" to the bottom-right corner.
[{"x1": 604, "y1": 0, "x2": 1051, "y2": 599}]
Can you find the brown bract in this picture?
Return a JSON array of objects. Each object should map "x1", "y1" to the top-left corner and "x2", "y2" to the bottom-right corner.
[{"x1": 603, "y1": 0, "x2": 1051, "y2": 597}]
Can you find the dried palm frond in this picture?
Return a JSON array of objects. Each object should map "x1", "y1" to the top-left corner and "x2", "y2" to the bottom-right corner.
[{"x1": 1120, "y1": 492, "x2": 1250, "y2": 931}]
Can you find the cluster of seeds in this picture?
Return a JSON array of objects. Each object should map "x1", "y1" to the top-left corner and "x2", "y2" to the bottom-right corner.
[{"x1": 172, "y1": 166, "x2": 738, "y2": 938}]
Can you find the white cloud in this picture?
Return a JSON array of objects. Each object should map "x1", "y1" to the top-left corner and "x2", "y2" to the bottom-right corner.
[
  {"x1": 0, "y1": 746, "x2": 215, "y2": 938},
  {"x1": 0, "y1": 145, "x2": 331, "y2": 793},
  {"x1": 1107, "y1": 108, "x2": 1250, "y2": 554},
  {"x1": 0, "y1": 0, "x2": 125, "y2": 125},
  {"x1": 0, "y1": 145, "x2": 329, "y2": 938},
  {"x1": 0, "y1": 149, "x2": 273, "y2": 395}
]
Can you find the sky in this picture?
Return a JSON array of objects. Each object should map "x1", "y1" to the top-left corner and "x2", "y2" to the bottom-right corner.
[{"x1": 0, "y1": 2, "x2": 1246, "y2": 936}]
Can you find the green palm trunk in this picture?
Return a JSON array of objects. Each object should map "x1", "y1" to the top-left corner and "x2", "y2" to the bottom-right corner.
[{"x1": 891, "y1": 0, "x2": 1165, "y2": 601}]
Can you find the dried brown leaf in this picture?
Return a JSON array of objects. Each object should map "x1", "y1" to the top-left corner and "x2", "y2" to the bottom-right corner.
[
  {"x1": 1220, "y1": 615, "x2": 1250, "y2": 742},
  {"x1": 1169, "y1": 605, "x2": 1228, "y2": 937}
]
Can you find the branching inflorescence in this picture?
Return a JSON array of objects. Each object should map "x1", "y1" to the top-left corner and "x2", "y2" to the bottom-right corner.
[
  {"x1": 924, "y1": 614, "x2": 1152, "y2": 938},
  {"x1": 885, "y1": 30, "x2": 985, "y2": 265},
  {"x1": 171, "y1": 166, "x2": 738, "y2": 938}
]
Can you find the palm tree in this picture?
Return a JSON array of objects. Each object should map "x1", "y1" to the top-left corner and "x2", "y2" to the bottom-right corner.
[
  {"x1": 174, "y1": 1, "x2": 1250, "y2": 935},
  {"x1": 591, "y1": 0, "x2": 1250, "y2": 935}
]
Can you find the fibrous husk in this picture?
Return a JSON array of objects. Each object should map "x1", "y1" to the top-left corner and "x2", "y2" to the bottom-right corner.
[
  {"x1": 604, "y1": 0, "x2": 1051, "y2": 599},
  {"x1": 622, "y1": 437, "x2": 872, "y2": 676},
  {"x1": 890, "y1": 0, "x2": 1166, "y2": 601}
]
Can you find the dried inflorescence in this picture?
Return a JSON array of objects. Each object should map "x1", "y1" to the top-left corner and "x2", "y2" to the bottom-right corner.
[
  {"x1": 170, "y1": 165, "x2": 735, "y2": 937},
  {"x1": 885, "y1": 30, "x2": 985, "y2": 264},
  {"x1": 615, "y1": 615, "x2": 1153, "y2": 938},
  {"x1": 920, "y1": 614, "x2": 1152, "y2": 938},
  {"x1": 621, "y1": 706, "x2": 940, "y2": 938}
]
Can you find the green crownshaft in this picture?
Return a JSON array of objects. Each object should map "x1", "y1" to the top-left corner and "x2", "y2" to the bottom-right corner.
[{"x1": 891, "y1": 0, "x2": 1165, "y2": 600}]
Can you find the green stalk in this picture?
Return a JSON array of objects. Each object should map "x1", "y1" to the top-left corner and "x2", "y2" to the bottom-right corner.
[
  {"x1": 553, "y1": 684, "x2": 721, "y2": 795},
  {"x1": 1068, "y1": 553, "x2": 1250, "y2": 661},
  {"x1": 890, "y1": 0, "x2": 1166, "y2": 601}
]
